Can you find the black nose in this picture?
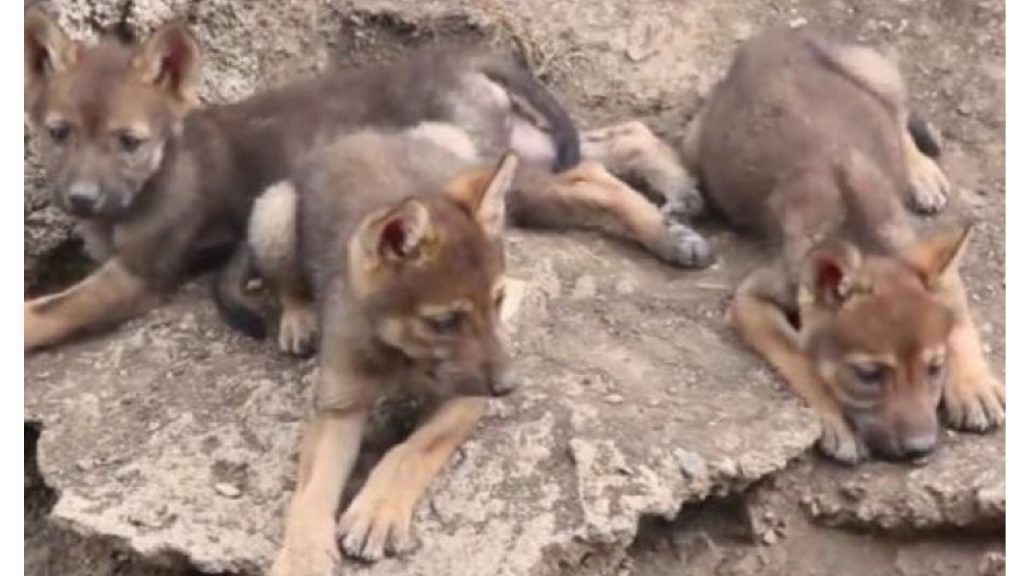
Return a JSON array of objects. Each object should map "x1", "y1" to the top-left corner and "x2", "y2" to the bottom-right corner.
[
  {"x1": 67, "y1": 183, "x2": 99, "y2": 215},
  {"x1": 900, "y1": 434, "x2": 937, "y2": 459},
  {"x1": 488, "y1": 369, "x2": 520, "y2": 397}
]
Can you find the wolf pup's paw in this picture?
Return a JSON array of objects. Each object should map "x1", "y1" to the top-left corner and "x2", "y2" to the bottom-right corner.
[
  {"x1": 818, "y1": 414, "x2": 869, "y2": 465},
  {"x1": 659, "y1": 186, "x2": 705, "y2": 222},
  {"x1": 278, "y1": 305, "x2": 318, "y2": 357},
  {"x1": 942, "y1": 371, "x2": 1005, "y2": 432},
  {"x1": 337, "y1": 449, "x2": 420, "y2": 561},
  {"x1": 655, "y1": 222, "x2": 713, "y2": 269},
  {"x1": 271, "y1": 524, "x2": 341, "y2": 576},
  {"x1": 907, "y1": 154, "x2": 951, "y2": 214}
]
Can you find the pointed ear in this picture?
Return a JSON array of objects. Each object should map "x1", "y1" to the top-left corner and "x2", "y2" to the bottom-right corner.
[
  {"x1": 800, "y1": 242, "x2": 863, "y2": 308},
  {"x1": 444, "y1": 153, "x2": 519, "y2": 238},
  {"x1": 902, "y1": 223, "x2": 972, "y2": 288},
  {"x1": 353, "y1": 199, "x2": 435, "y2": 269},
  {"x1": 25, "y1": 7, "x2": 76, "y2": 112},
  {"x1": 132, "y1": 20, "x2": 201, "y2": 113}
]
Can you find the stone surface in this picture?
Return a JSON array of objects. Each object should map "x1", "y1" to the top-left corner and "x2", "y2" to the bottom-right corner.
[
  {"x1": 26, "y1": 231, "x2": 819, "y2": 574},
  {"x1": 798, "y1": 430, "x2": 1005, "y2": 533},
  {"x1": 25, "y1": 0, "x2": 1006, "y2": 575}
]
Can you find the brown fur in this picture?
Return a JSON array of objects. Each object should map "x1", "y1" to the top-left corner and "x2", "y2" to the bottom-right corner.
[
  {"x1": 255, "y1": 121, "x2": 708, "y2": 571},
  {"x1": 686, "y1": 27, "x2": 1003, "y2": 463},
  {"x1": 23, "y1": 7, "x2": 597, "y2": 351}
]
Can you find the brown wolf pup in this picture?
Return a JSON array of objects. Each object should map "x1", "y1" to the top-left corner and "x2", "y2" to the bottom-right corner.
[
  {"x1": 24, "y1": 7, "x2": 706, "y2": 352},
  {"x1": 682, "y1": 27, "x2": 1004, "y2": 463},
  {"x1": 247, "y1": 121, "x2": 704, "y2": 573}
]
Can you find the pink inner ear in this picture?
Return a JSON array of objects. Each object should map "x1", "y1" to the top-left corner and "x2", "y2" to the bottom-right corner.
[
  {"x1": 816, "y1": 260, "x2": 844, "y2": 297},
  {"x1": 380, "y1": 219, "x2": 407, "y2": 256}
]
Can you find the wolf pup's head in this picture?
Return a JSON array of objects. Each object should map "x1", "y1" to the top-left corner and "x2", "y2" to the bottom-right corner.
[
  {"x1": 798, "y1": 226, "x2": 971, "y2": 461},
  {"x1": 348, "y1": 154, "x2": 519, "y2": 398},
  {"x1": 25, "y1": 8, "x2": 200, "y2": 219}
]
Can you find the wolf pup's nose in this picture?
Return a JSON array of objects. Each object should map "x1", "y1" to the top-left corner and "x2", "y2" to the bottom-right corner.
[
  {"x1": 488, "y1": 368, "x2": 520, "y2": 397},
  {"x1": 67, "y1": 182, "x2": 100, "y2": 215},
  {"x1": 900, "y1": 433, "x2": 937, "y2": 459}
]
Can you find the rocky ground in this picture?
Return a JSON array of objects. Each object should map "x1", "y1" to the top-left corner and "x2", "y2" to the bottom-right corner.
[{"x1": 25, "y1": 0, "x2": 1005, "y2": 575}]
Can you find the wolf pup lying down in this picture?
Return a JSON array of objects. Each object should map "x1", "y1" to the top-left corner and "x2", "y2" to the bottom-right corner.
[
  {"x1": 24, "y1": 6, "x2": 708, "y2": 352},
  {"x1": 683, "y1": 27, "x2": 1004, "y2": 463},
  {"x1": 247, "y1": 118, "x2": 710, "y2": 572}
]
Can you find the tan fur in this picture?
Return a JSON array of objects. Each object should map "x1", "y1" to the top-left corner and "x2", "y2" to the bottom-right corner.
[
  {"x1": 25, "y1": 259, "x2": 157, "y2": 351},
  {"x1": 690, "y1": 27, "x2": 1003, "y2": 463}
]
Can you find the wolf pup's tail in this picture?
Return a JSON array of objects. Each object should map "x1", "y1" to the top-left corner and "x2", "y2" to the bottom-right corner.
[
  {"x1": 477, "y1": 56, "x2": 581, "y2": 172},
  {"x1": 211, "y1": 243, "x2": 267, "y2": 339}
]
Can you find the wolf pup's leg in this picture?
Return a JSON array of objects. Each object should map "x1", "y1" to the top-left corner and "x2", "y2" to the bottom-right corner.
[
  {"x1": 249, "y1": 181, "x2": 318, "y2": 356},
  {"x1": 819, "y1": 41, "x2": 951, "y2": 214},
  {"x1": 25, "y1": 259, "x2": 158, "y2": 351},
  {"x1": 730, "y1": 266, "x2": 868, "y2": 464},
  {"x1": 337, "y1": 396, "x2": 486, "y2": 561},
  {"x1": 581, "y1": 120, "x2": 703, "y2": 222},
  {"x1": 271, "y1": 361, "x2": 370, "y2": 576},
  {"x1": 511, "y1": 161, "x2": 712, "y2": 268}
]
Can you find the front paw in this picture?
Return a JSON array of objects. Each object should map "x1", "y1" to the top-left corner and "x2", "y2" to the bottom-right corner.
[
  {"x1": 942, "y1": 371, "x2": 1005, "y2": 432},
  {"x1": 337, "y1": 454, "x2": 419, "y2": 561},
  {"x1": 271, "y1": 525, "x2": 340, "y2": 576},
  {"x1": 817, "y1": 414, "x2": 869, "y2": 465}
]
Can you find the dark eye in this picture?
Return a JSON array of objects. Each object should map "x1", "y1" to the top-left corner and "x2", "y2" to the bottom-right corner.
[
  {"x1": 926, "y1": 358, "x2": 946, "y2": 381},
  {"x1": 116, "y1": 131, "x2": 146, "y2": 153},
  {"x1": 852, "y1": 363, "x2": 888, "y2": 387},
  {"x1": 425, "y1": 311, "x2": 462, "y2": 334},
  {"x1": 47, "y1": 122, "x2": 72, "y2": 145}
]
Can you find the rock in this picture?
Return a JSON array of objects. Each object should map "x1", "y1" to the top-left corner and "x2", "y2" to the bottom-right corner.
[
  {"x1": 798, "y1": 431, "x2": 1005, "y2": 533},
  {"x1": 27, "y1": 229, "x2": 819, "y2": 575},
  {"x1": 214, "y1": 483, "x2": 242, "y2": 499}
]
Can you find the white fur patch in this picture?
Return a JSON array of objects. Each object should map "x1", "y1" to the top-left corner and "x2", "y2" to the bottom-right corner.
[
  {"x1": 249, "y1": 180, "x2": 298, "y2": 271},
  {"x1": 407, "y1": 122, "x2": 479, "y2": 161}
]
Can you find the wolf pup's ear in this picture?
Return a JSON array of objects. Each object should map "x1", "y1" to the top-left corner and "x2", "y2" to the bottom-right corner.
[
  {"x1": 903, "y1": 223, "x2": 972, "y2": 289},
  {"x1": 357, "y1": 198, "x2": 435, "y2": 266},
  {"x1": 133, "y1": 20, "x2": 201, "y2": 113},
  {"x1": 25, "y1": 7, "x2": 76, "y2": 112},
  {"x1": 801, "y1": 241, "x2": 863, "y2": 309},
  {"x1": 445, "y1": 153, "x2": 519, "y2": 238}
]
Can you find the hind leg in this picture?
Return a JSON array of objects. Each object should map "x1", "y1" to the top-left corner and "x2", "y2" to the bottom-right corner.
[
  {"x1": 902, "y1": 128, "x2": 951, "y2": 214},
  {"x1": 580, "y1": 120, "x2": 703, "y2": 222},
  {"x1": 824, "y1": 43, "x2": 950, "y2": 213},
  {"x1": 249, "y1": 181, "x2": 318, "y2": 356},
  {"x1": 510, "y1": 161, "x2": 712, "y2": 268}
]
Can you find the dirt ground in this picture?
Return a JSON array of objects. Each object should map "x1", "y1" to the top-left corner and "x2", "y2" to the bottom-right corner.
[{"x1": 24, "y1": 0, "x2": 1005, "y2": 574}]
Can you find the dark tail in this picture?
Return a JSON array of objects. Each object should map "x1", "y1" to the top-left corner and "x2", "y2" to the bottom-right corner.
[
  {"x1": 211, "y1": 243, "x2": 267, "y2": 339},
  {"x1": 907, "y1": 111, "x2": 942, "y2": 158},
  {"x1": 477, "y1": 56, "x2": 581, "y2": 172}
]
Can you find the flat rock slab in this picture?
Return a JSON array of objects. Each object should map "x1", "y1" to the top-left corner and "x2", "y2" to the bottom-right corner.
[
  {"x1": 799, "y1": 430, "x2": 1004, "y2": 533},
  {"x1": 27, "y1": 231, "x2": 821, "y2": 575}
]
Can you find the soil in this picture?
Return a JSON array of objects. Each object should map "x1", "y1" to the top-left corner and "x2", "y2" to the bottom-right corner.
[{"x1": 24, "y1": 0, "x2": 1005, "y2": 574}]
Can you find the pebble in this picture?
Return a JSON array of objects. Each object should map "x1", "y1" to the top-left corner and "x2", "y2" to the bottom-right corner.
[
  {"x1": 762, "y1": 529, "x2": 778, "y2": 545},
  {"x1": 215, "y1": 482, "x2": 242, "y2": 498},
  {"x1": 605, "y1": 393, "x2": 624, "y2": 404}
]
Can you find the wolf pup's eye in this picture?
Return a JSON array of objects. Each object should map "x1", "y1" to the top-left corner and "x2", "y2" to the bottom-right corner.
[
  {"x1": 852, "y1": 363, "x2": 888, "y2": 387},
  {"x1": 926, "y1": 358, "x2": 946, "y2": 381},
  {"x1": 47, "y1": 122, "x2": 72, "y2": 145},
  {"x1": 116, "y1": 131, "x2": 146, "y2": 153},
  {"x1": 425, "y1": 311, "x2": 462, "y2": 335}
]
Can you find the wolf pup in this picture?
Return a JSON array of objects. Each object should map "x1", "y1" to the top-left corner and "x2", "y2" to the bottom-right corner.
[
  {"x1": 248, "y1": 119, "x2": 696, "y2": 573},
  {"x1": 26, "y1": 8, "x2": 702, "y2": 351},
  {"x1": 682, "y1": 27, "x2": 1004, "y2": 463}
]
